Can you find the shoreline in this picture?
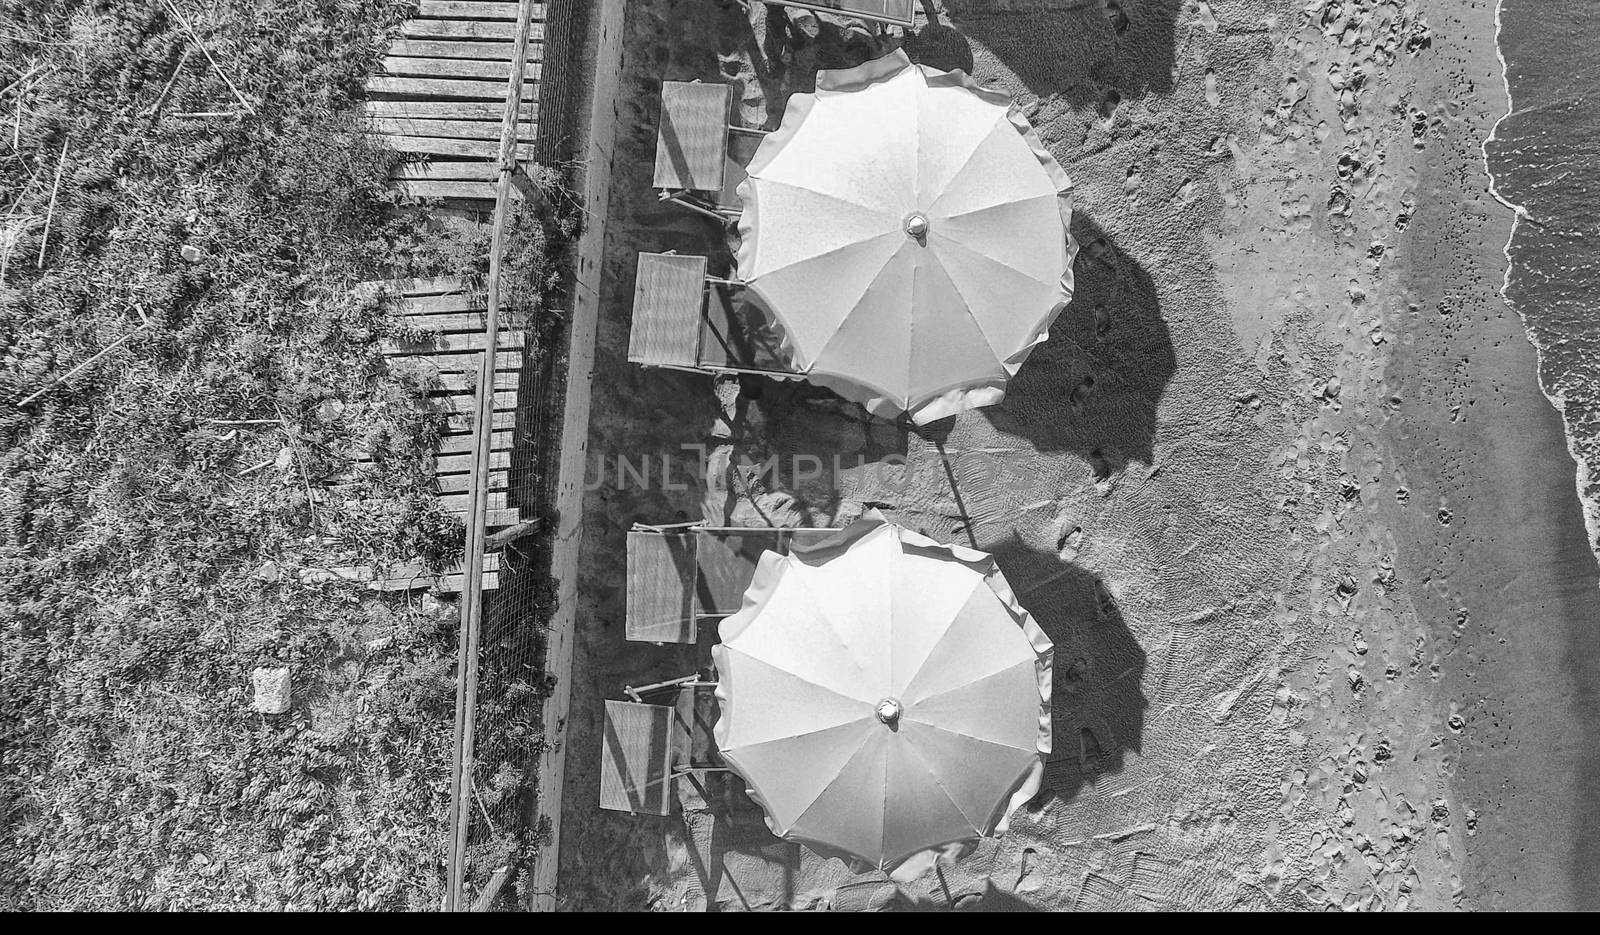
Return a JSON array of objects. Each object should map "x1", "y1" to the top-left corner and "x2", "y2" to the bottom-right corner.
[
  {"x1": 1482, "y1": 0, "x2": 1600, "y2": 573},
  {"x1": 1451, "y1": 0, "x2": 1600, "y2": 908}
]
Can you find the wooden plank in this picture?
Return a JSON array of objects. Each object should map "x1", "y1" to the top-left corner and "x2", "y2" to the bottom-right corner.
[
  {"x1": 361, "y1": 552, "x2": 501, "y2": 586},
  {"x1": 382, "y1": 57, "x2": 543, "y2": 83},
  {"x1": 425, "y1": 390, "x2": 519, "y2": 415},
  {"x1": 434, "y1": 570, "x2": 501, "y2": 593},
  {"x1": 377, "y1": 135, "x2": 503, "y2": 159},
  {"x1": 397, "y1": 180, "x2": 498, "y2": 202},
  {"x1": 366, "y1": 76, "x2": 538, "y2": 101},
  {"x1": 430, "y1": 370, "x2": 522, "y2": 393},
  {"x1": 389, "y1": 351, "x2": 522, "y2": 375},
  {"x1": 599, "y1": 701, "x2": 676, "y2": 815},
  {"x1": 402, "y1": 19, "x2": 519, "y2": 41},
  {"x1": 392, "y1": 160, "x2": 500, "y2": 181},
  {"x1": 436, "y1": 470, "x2": 508, "y2": 494},
  {"x1": 367, "y1": 276, "x2": 468, "y2": 297},
  {"x1": 444, "y1": 410, "x2": 516, "y2": 433},
  {"x1": 439, "y1": 490, "x2": 511, "y2": 512},
  {"x1": 437, "y1": 429, "x2": 515, "y2": 454},
  {"x1": 372, "y1": 116, "x2": 534, "y2": 141},
  {"x1": 417, "y1": 1, "x2": 539, "y2": 21},
  {"x1": 384, "y1": 331, "x2": 525, "y2": 354},
  {"x1": 460, "y1": 509, "x2": 522, "y2": 527},
  {"x1": 367, "y1": 99, "x2": 537, "y2": 122},
  {"x1": 436, "y1": 450, "x2": 512, "y2": 473},
  {"x1": 388, "y1": 37, "x2": 544, "y2": 61},
  {"x1": 405, "y1": 311, "x2": 493, "y2": 333},
  {"x1": 396, "y1": 292, "x2": 482, "y2": 315}
]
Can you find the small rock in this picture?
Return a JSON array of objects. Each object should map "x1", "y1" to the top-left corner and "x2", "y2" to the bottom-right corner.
[
  {"x1": 180, "y1": 244, "x2": 204, "y2": 263},
  {"x1": 251, "y1": 667, "x2": 292, "y2": 714},
  {"x1": 252, "y1": 560, "x2": 280, "y2": 583},
  {"x1": 316, "y1": 398, "x2": 345, "y2": 423}
]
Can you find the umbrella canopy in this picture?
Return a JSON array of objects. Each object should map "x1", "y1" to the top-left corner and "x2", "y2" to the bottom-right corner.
[
  {"x1": 736, "y1": 50, "x2": 1077, "y2": 424},
  {"x1": 711, "y1": 513, "x2": 1053, "y2": 878}
]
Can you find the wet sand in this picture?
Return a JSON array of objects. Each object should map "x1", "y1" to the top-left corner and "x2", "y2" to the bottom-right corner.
[{"x1": 551, "y1": 0, "x2": 1600, "y2": 910}]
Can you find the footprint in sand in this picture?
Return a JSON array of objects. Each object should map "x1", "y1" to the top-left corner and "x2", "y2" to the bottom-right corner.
[
  {"x1": 1098, "y1": 88, "x2": 1122, "y2": 126},
  {"x1": 1088, "y1": 447, "x2": 1112, "y2": 482},
  {"x1": 1057, "y1": 524, "x2": 1085, "y2": 558},
  {"x1": 1070, "y1": 374, "x2": 1096, "y2": 413},
  {"x1": 1103, "y1": 0, "x2": 1130, "y2": 35}
]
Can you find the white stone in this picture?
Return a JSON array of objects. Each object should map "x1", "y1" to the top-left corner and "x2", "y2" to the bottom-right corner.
[{"x1": 251, "y1": 667, "x2": 291, "y2": 714}]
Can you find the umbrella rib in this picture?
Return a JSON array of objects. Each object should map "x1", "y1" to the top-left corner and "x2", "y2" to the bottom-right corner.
[
  {"x1": 720, "y1": 648, "x2": 876, "y2": 745},
  {"x1": 932, "y1": 226, "x2": 1062, "y2": 293},
  {"x1": 746, "y1": 179, "x2": 900, "y2": 268},
  {"x1": 891, "y1": 573, "x2": 987, "y2": 694},
  {"x1": 748, "y1": 224, "x2": 902, "y2": 280},
  {"x1": 938, "y1": 189, "x2": 1065, "y2": 226},
  {"x1": 919, "y1": 108, "x2": 1010, "y2": 212},
  {"x1": 724, "y1": 717, "x2": 877, "y2": 837},
  {"x1": 900, "y1": 728, "x2": 986, "y2": 836},
  {"x1": 780, "y1": 568, "x2": 881, "y2": 692},
  {"x1": 787, "y1": 726, "x2": 886, "y2": 851},
  {"x1": 904, "y1": 654, "x2": 1039, "y2": 710},
  {"x1": 807, "y1": 240, "x2": 917, "y2": 401},
  {"x1": 919, "y1": 241, "x2": 1010, "y2": 370}
]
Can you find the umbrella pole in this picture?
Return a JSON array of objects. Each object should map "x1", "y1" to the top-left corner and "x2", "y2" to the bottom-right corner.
[{"x1": 920, "y1": 426, "x2": 979, "y2": 550}]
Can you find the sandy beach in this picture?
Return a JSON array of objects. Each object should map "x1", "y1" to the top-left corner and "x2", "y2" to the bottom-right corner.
[{"x1": 551, "y1": 0, "x2": 1600, "y2": 910}]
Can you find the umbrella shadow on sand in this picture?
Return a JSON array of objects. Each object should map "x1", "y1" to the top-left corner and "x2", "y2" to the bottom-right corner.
[
  {"x1": 983, "y1": 215, "x2": 1174, "y2": 475},
  {"x1": 943, "y1": 0, "x2": 1183, "y2": 107},
  {"x1": 990, "y1": 537, "x2": 1148, "y2": 805},
  {"x1": 674, "y1": 538, "x2": 1145, "y2": 911}
]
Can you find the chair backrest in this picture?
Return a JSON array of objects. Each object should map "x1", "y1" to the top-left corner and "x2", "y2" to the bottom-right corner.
[
  {"x1": 627, "y1": 253, "x2": 708, "y2": 371},
  {"x1": 626, "y1": 527, "x2": 699, "y2": 643},
  {"x1": 654, "y1": 81, "x2": 734, "y2": 192},
  {"x1": 598, "y1": 700, "x2": 677, "y2": 815}
]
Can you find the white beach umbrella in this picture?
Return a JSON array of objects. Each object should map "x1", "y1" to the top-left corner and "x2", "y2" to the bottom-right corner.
[
  {"x1": 736, "y1": 49, "x2": 1076, "y2": 424},
  {"x1": 711, "y1": 513, "x2": 1053, "y2": 879}
]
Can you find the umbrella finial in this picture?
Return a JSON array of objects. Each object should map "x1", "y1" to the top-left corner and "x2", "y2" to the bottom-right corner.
[
  {"x1": 875, "y1": 697, "x2": 904, "y2": 728},
  {"x1": 903, "y1": 212, "x2": 930, "y2": 242}
]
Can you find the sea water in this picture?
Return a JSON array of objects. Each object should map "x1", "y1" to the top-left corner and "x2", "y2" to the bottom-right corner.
[{"x1": 1485, "y1": 0, "x2": 1600, "y2": 565}]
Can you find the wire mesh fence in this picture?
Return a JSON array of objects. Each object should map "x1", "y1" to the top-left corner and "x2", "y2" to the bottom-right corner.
[{"x1": 450, "y1": 0, "x2": 587, "y2": 911}]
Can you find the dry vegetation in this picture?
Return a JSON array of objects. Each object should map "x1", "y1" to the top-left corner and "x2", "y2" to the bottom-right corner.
[{"x1": 0, "y1": 0, "x2": 573, "y2": 910}]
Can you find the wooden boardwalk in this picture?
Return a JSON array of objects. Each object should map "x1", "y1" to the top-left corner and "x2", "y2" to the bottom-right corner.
[
  {"x1": 333, "y1": 276, "x2": 526, "y2": 593},
  {"x1": 366, "y1": 1, "x2": 546, "y2": 204}
]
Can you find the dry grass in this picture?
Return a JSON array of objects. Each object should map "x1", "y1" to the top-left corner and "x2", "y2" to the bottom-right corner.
[{"x1": 0, "y1": 0, "x2": 572, "y2": 910}]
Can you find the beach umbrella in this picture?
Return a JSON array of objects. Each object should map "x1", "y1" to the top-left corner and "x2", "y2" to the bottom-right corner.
[
  {"x1": 736, "y1": 49, "x2": 1076, "y2": 424},
  {"x1": 711, "y1": 513, "x2": 1052, "y2": 879}
]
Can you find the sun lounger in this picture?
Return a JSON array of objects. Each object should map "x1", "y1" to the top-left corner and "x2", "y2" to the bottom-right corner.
[
  {"x1": 598, "y1": 677, "x2": 723, "y2": 815},
  {"x1": 626, "y1": 252, "x2": 792, "y2": 375},
  {"x1": 654, "y1": 81, "x2": 765, "y2": 220},
  {"x1": 654, "y1": 80, "x2": 737, "y2": 194},
  {"x1": 625, "y1": 523, "x2": 840, "y2": 643},
  {"x1": 764, "y1": 0, "x2": 916, "y2": 28}
]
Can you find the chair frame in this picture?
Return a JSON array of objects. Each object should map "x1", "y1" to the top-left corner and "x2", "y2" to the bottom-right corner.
[
  {"x1": 761, "y1": 0, "x2": 915, "y2": 29},
  {"x1": 627, "y1": 251, "x2": 794, "y2": 378}
]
